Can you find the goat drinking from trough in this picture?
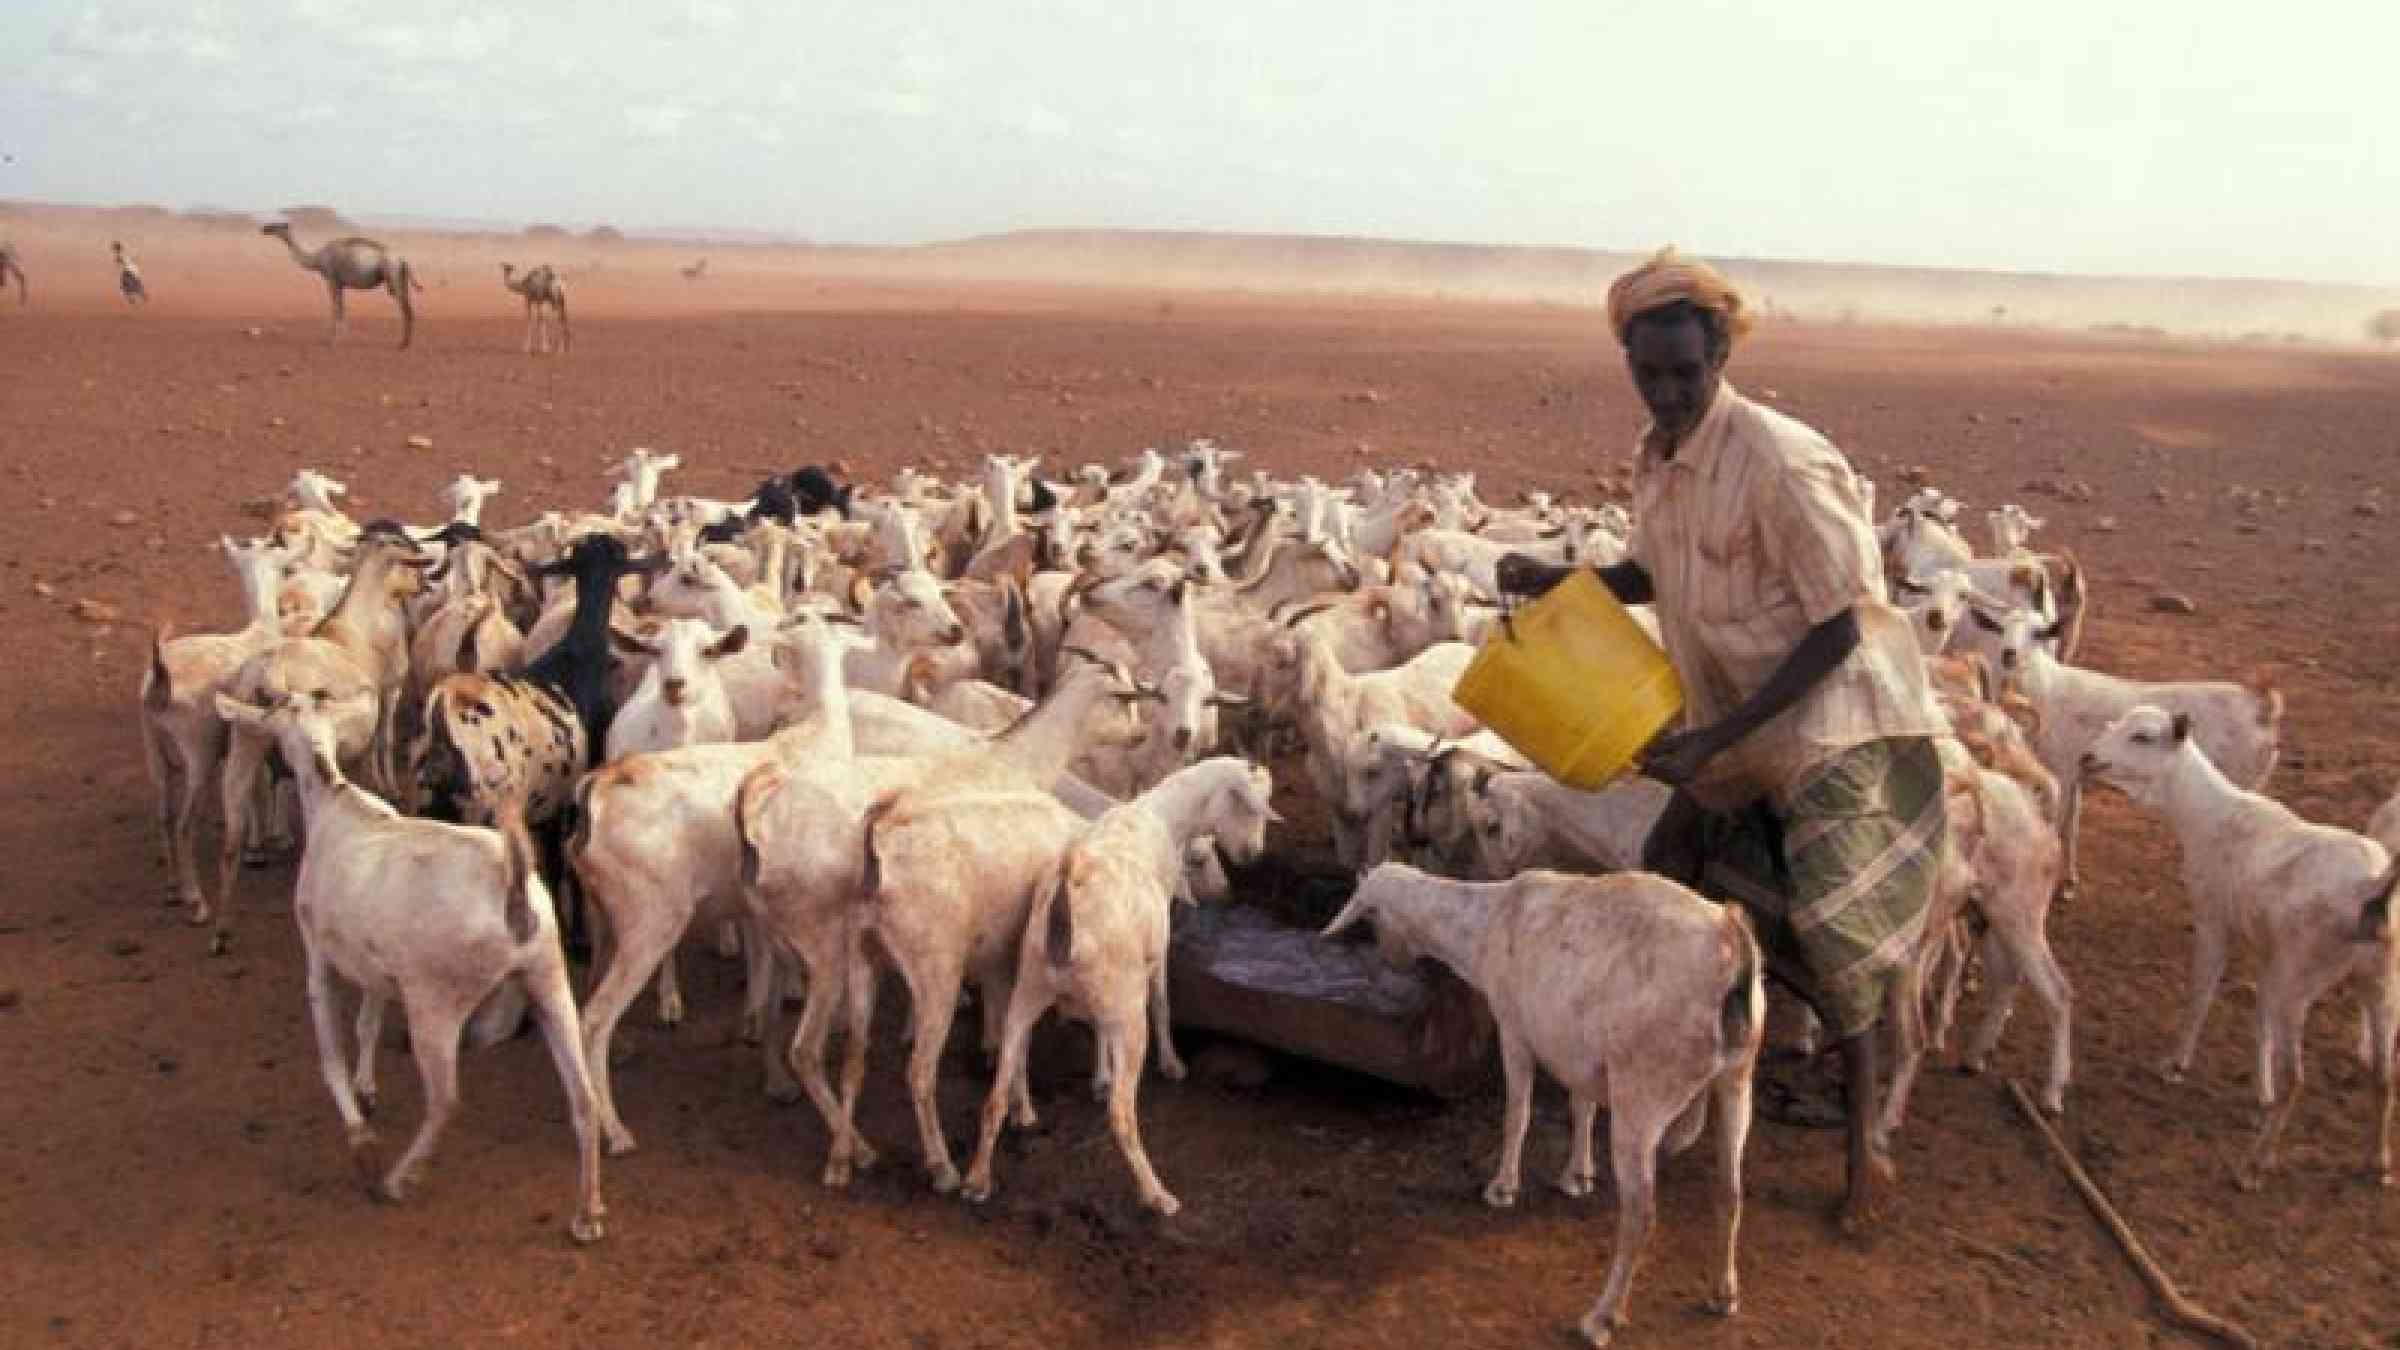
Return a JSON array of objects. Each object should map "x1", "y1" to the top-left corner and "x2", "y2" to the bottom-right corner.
[{"x1": 1323, "y1": 864, "x2": 1763, "y2": 1347}]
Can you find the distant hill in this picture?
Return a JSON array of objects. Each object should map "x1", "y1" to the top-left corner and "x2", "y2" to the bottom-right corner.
[
  {"x1": 5, "y1": 198, "x2": 2394, "y2": 341},
  {"x1": 918, "y1": 229, "x2": 2400, "y2": 343}
]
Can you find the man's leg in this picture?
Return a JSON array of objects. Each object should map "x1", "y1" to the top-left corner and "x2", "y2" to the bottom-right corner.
[
  {"x1": 1839, "y1": 1029, "x2": 1895, "y2": 1233},
  {"x1": 1770, "y1": 739, "x2": 1946, "y2": 1233}
]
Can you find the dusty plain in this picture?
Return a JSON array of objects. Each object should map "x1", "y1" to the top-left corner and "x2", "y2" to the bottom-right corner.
[{"x1": 4, "y1": 228, "x2": 2398, "y2": 1348}]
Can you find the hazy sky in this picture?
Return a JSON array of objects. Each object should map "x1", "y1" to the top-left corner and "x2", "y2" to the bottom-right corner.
[{"x1": 7, "y1": 0, "x2": 2393, "y2": 284}]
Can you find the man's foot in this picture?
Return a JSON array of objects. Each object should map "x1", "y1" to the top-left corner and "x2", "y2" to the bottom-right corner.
[{"x1": 1838, "y1": 1149, "x2": 1899, "y2": 1236}]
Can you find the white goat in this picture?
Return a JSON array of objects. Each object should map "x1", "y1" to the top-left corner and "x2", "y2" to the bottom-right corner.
[
  {"x1": 2083, "y1": 706, "x2": 2398, "y2": 1187},
  {"x1": 1988, "y1": 606, "x2": 2282, "y2": 896},
  {"x1": 570, "y1": 622, "x2": 878, "y2": 1150},
  {"x1": 607, "y1": 447, "x2": 680, "y2": 516},
  {"x1": 958, "y1": 758, "x2": 1279, "y2": 1213},
  {"x1": 1891, "y1": 570, "x2": 2005, "y2": 657},
  {"x1": 213, "y1": 688, "x2": 605, "y2": 1243},
  {"x1": 603, "y1": 617, "x2": 752, "y2": 1026},
  {"x1": 213, "y1": 532, "x2": 429, "y2": 950},
  {"x1": 1324, "y1": 864, "x2": 1762, "y2": 1346},
  {"x1": 140, "y1": 536, "x2": 290, "y2": 909}
]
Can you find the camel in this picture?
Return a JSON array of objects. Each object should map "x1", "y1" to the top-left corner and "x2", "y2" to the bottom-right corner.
[
  {"x1": 501, "y1": 263, "x2": 571, "y2": 354},
  {"x1": 0, "y1": 243, "x2": 25, "y2": 306},
  {"x1": 680, "y1": 257, "x2": 707, "y2": 282},
  {"x1": 261, "y1": 221, "x2": 422, "y2": 348}
]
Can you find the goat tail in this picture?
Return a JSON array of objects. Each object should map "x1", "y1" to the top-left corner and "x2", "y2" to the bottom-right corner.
[
  {"x1": 856, "y1": 794, "x2": 899, "y2": 907},
  {"x1": 1718, "y1": 905, "x2": 1763, "y2": 1055},
  {"x1": 144, "y1": 624, "x2": 175, "y2": 709},
  {"x1": 2358, "y1": 859, "x2": 2399, "y2": 943},
  {"x1": 733, "y1": 763, "x2": 783, "y2": 892},
  {"x1": 498, "y1": 797, "x2": 541, "y2": 945},
  {"x1": 1041, "y1": 867, "x2": 1074, "y2": 970}
]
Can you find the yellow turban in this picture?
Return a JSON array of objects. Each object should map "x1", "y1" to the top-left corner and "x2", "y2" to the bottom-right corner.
[{"x1": 1605, "y1": 246, "x2": 1753, "y2": 347}]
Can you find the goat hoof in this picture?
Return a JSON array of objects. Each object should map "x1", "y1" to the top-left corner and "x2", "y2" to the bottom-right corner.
[
  {"x1": 2157, "y1": 1060, "x2": 2186, "y2": 1084},
  {"x1": 821, "y1": 1160, "x2": 853, "y2": 1189},
  {"x1": 1577, "y1": 1309, "x2": 1626, "y2": 1347},
  {"x1": 348, "y1": 1129, "x2": 383, "y2": 1187},
  {"x1": 1482, "y1": 1180, "x2": 1518, "y2": 1209},
  {"x1": 2041, "y1": 1093, "x2": 2066, "y2": 1118},
  {"x1": 961, "y1": 1177, "x2": 993, "y2": 1204},
  {"x1": 1555, "y1": 1174, "x2": 1595, "y2": 1199},
  {"x1": 570, "y1": 1209, "x2": 608, "y2": 1245},
  {"x1": 2233, "y1": 1167, "x2": 2265, "y2": 1193},
  {"x1": 1705, "y1": 1289, "x2": 1740, "y2": 1319},
  {"x1": 377, "y1": 1174, "x2": 415, "y2": 1205},
  {"x1": 929, "y1": 1164, "x2": 962, "y2": 1195},
  {"x1": 208, "y1": 929, "x2": 232, "y2": 957},
  {"x1": 763, "y1": 1079, "x2": 803, "y2": 1107},
  {"x1": 1145, "y1": 1191, "x2": 1182, "y2": 1218},
  {"x1": 1158, "y1": 1056, "x2": 1188, "y2": 1083},
  {"x1": 354, "y1": 1088, "x2": 378, "y2": 1119},
  {"x1": 603, "y1": 1131, "x2": 639, "y2": 1159}
]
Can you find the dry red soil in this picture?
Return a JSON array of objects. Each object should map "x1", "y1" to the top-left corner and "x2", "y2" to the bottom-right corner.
[{"x1": 4, "y1": 243, "x2": 2398, "y2": 1349}]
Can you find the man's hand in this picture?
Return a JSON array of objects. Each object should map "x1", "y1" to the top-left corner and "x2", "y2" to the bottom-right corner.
[
  {"x1": 1495, "y1": 553, "x2": 1573, "y2": 599},
  {"x1": 1639, "y1": 725, "x2": 1730, "y2": 789}
]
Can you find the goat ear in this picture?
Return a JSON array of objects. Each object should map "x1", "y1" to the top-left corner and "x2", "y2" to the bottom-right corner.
[
  {"x1": 847, "y1": 574, "x2": 873, "y2": 614},
  {"x1": 1473, "y1": 767, "x2": 1494, "y2": 795},
  {"x1": 1320, "y1": 892, "x2": 1372, "y2": 940},
  {"x1": 2170, "y1": 712, "x2": 2192, "y2": 744},
  {"x1": 1893, "y1": 576, "x2": 1929, "y2": 597},
  {"x1": 707, "y1": 625, "x2": 750, "y2": 658},
  {"x1": 1969, "y1": 607, "x2": 2003, "y2": 634},
  {"x1": 2036, "y1": 617, "x2": 2065, "y2": 643},
  {"x1": 608, "y1": 625, "x2": 659, "y2": 658}
]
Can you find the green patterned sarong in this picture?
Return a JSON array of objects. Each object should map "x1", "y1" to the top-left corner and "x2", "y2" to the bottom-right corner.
[{"x1": 1694, "y1": 736, "x2": 1945, "y2": 1040}]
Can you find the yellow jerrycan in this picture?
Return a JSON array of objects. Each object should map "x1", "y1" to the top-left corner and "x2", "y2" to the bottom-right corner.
[{"x1": 1451, "y1": 568, "x2": 1684, "y2": 790}]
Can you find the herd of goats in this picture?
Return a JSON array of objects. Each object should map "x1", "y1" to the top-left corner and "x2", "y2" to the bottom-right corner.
[{"x1": 131, "y1": 440, "x2": 2398, "y2": 1344}]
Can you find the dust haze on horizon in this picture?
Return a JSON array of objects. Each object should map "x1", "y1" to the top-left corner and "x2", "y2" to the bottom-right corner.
[{"x1": 4, "y1": 0, "x2": 2395, "y2": 293}]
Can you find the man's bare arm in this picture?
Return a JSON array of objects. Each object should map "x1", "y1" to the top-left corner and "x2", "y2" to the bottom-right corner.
[{"x1": 1642, "y1": 608, "x2": 1860, "y2": 786}]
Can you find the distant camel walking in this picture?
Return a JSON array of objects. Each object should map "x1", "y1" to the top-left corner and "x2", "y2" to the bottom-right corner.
[
  {"x1": 0, "y1": 243, "x2": 24, "y2": 306},
  {"x1": 680, "y1": 257, "x2": 707, "y2": 282},
  {"x1": 111, "y1": 241, "x2": 147, "y2": 305},
  {"x1": 261, "y1": 221, "x2": 422, "y2": 348},
  {"x1": 501, "y1": 263, "x2": 571, "y2": 354}
]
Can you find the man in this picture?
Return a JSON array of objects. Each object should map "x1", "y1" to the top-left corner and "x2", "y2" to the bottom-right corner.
[
  {"x1": 111, "y1": 241, "x2": 147, "y2": 306},
  {"x1": 1496, "y1": 248, "x2": 1946, "y2": 1232}
]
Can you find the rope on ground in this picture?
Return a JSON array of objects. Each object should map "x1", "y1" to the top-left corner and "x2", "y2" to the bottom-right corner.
[{"x1": 2005, "y1": 1078, "x2": 2258, "y2": 1350}]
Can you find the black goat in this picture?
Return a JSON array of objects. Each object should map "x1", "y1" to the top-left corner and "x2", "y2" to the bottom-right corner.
[
  {"x1": 789, "y1": 464, "x2": 854, "y2": 519},
  {"x1": 410, "y1": 534, "x2": 664, "y2": 950}
]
